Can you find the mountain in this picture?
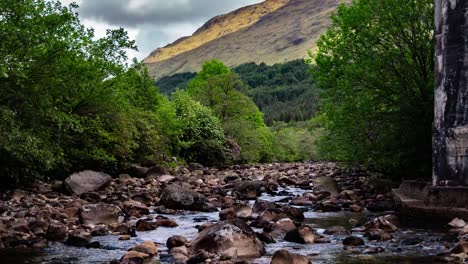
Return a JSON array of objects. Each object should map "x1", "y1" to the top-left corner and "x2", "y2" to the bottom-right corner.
[{"x1": 144, "y1": 0, "x2": 344, "y2": 79}]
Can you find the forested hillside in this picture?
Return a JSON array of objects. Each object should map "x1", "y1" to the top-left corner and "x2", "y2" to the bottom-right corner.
[{"x1": 155, "y1": 60, "x2": 318, "y2": 124}]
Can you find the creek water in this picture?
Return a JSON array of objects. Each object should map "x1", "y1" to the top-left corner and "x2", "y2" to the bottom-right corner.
[{"x1": 0, "y1": 187, "x2": 449, "y2": 264}]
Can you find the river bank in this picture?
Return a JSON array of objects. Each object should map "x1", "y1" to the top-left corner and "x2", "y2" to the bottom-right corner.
[{"x1": 0, "y1": 162, "x2": 465, "y2": 263}]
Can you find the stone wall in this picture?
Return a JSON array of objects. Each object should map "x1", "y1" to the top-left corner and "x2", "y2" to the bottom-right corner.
[{"x1": 433, "y1": 0, "x2": 468, "y2": 186}]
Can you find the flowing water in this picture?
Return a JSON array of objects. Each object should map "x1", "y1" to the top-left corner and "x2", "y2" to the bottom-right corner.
[{"x1": 0, "y1": 187, "x2": 450, "y2": 264}]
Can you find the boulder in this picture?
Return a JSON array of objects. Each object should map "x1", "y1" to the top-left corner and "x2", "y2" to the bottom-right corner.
[
  {"x1": 159, "y1": 185, "x2": 209, "y2": 211},
  {"x1": 365, "y1": 229, "x2": 392, "y2": 241},
  {"x1": 65, "y1": 232, "x2": 91, "y2": 247},
  {"x1": 46, "y1": 221, "x2": 67, "y2": 241},
  {"x1": 79, "y1": 203, "x2": 121, "y2": 225},
  {"x1": 284, "y1": 226, "x2": 318, "y2": 244},
  {"x1": 135, "y1": 220, "x2": 157, "y2": 231},
  {"x1": 167, "y1": 235, "x2": 188, "y2": 249},
  {"x1": 190, "y1": 219, "x2": 266, "y2": 258},
  {"x1": 64, "y1": 170, "x2": 112, "y2": 196},
  {"x1": 343, "y1": 236, "x2": 365, "y2": 246},
  {"x1": 131, "y1": 241, "x2": 158, "y2": 256},
  {"x1": 313, "y1": 176, "x2": 339, "y2": 196},
  {"x1": 324, "y1": 226, "x2": 349, "y2": 235},
  {"x1": 146, "y1": 165, "x2": 169, "y2": 177},
  {"x1": 252, "y1": 199, "x2": 276, "y2": 214},
  {"x1": 156, "y1": 218, "x2": 178, "y2": 228},
  {"x1": 271, "y1": 249, "x2": 311, "y2": 264},
  {"x1": 123, "y1": 200, "x2": 149, "y2": 217},
  {"x1": 233, "y1": 181, "x2": 268, "y2": 200},
  {"x1": 120, "y1": 251, "x2": 149, "y2": 264}
]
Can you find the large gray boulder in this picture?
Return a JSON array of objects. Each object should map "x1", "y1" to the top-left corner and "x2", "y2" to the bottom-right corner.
[
  {"x1": 65, "y1": 170, "x2": 112, "y2": 195},
  {"x1": 190, "y1": 219, "x2": 265, "y2": 258},
  {"x1": 79, "y1": 203, "x2": 121, "y2": 225},
  {"x1": 159, "y1": 185, "x2": 209, "y2": 211}
]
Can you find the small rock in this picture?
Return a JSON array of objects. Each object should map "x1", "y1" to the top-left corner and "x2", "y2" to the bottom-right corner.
[
  {"x1": 65, "y1": 232, "x2": 91, "y2": 247},
  {"x1": 271, "y1": 249, "x2": 311, "y2": 264},
  {"x1": 343, "y1": 236, "x2": 365, "y2": 246},
  {"x1": 131, "y1": 241, "x2": 158, "y2": 256},
  {"x1": 135, "y1": 220, "x2": 157, "y2": 231},
  {"x1": 167, "y1": 235, "x2": 188, "y2": 249},
  {"x1": 120, "y1": 251, "x2": 149, "y2": 264}
]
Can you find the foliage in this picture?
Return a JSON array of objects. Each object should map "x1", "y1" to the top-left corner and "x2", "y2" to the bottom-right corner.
[
  {"x1": 187, "y1": 60, "x2": 272, "y2": 163},
  {"x1": 270, "y1": 120, "x2": 322, "y2": 162},
  {"x1": 314, "y1": 0, "x2": 434, "y2": 179},
  {"x1": 171, "y1": 90, "x2": 226, "y2": 166},
  {"x1": 154, "y1": 60, "x2": 319, "y2": 124},
  {"x1": 0, "y1": 0, "x2": 167, "y2": 186}
]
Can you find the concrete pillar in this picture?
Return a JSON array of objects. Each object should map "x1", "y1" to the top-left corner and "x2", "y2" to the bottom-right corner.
[{"x1": 433, "y1": 0, "x2": 468, "y2": 186}]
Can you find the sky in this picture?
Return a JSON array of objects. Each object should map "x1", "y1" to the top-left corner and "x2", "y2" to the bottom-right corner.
[{"x1": 60, "y1": 0, "x2": 264, "y2": 61}]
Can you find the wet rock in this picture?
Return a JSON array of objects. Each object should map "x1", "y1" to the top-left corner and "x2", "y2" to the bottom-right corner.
[
  {"x1": 170, "y1": 246, "x2": 189, "y2": 263},
  {"x1": 79, "y1": 203, "x2": 121, "y2": 225},
  {"x1": 363, "y1": 215, "x2": 399, "y2": 232},
  {"x1": 271, "y1": 249, "x2": 311, "y2": 264},
  {"x1": 313, "y1": 176, "x2": 339, "y2": 196},
  {"x1": 324, "y1": 226, "x2": 349, "y2": 235},
  {"x1": 233, "y1": 181, "x2": 267, "y2": 200},
  {"x1": 65, "y1": 232, "x2": 91, "y2": 247},
  {"x1": 350, "y1": 204, "x2": 363, "y2": 212},
  {"x1": 187, "y1": 250, "x2": 210, "y2": 264},
  {"x1": 91, "y1": 226, "x2": 109, "y2": 236},
  {"x1": 156, "y1": 218, "x2": 178, "y2": 227},
  {"x1": 135, "y1": 220, "x2": 157, "y2": 231},
  {"x1": 252, "y1": 199, "x2": 276, "y2": 214},
  {"x1": 256, "y1": 232, "x2": 276, "y2": 244},
  {"x1": 167, "y1": 235, "x2": 188, "y2": 249},
  {"x1": 64, "y1": 170, "x2": 112, "y2": 196},
  {"x1": 190, "y1": 219, "x2": 266, "y2": 258},
  {"x1": 120, "y1": 251, "x2": 149, "y2": 264},
  {"x1": 284, "y1": 225, "x2": 319, "y2": 244},
  {"x1": 343, "y1": 236, "x2": 365, "y2": 246},
  {"x1": 364, "y1": 229, "x2": 392, "y2": 241},
  {"x1": 314, "y1": 201, "x2": 341, "y2": 212},
  {"x1": 114, "y1": 223, "x2": 132, "y2": 235},
  {"x1": 363, "y1": 247, "x2": 385, "y2": 254},
  {"x1": 12, "y1": 219, "x2": 30, "y2": 233},
  {"x1": 449, "y1": 218, "x2": 467, "y2": 229},
  {"x1": 265, "y1": 219, "x2": 297, "y2": 239},
  {"x1": 451, "y1": 238, "x2": 468, "y2": 254},
  {"x1": 159, "y1": 185, "x2": 210, "y2": 211},
  {"x1": 123, "y1": 200, "x2": 149, "y2": 218},
  {"x1": 131, "y1": 241, "x2": 158, "y2": 256},
  {"x1": 119, "y1": 235, "x2": 131, "y2": 240},
  {"x1": 46, "y1": 221, "x2": 67, "y2": 241},
  {"x1": 261, "y1": 206, "x2": 304, "y2": 222}
]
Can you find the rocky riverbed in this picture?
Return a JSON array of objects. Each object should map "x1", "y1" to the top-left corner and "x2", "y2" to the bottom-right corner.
[{"x1": 0, "y1": 162, "x2": 466, "y2": 263}]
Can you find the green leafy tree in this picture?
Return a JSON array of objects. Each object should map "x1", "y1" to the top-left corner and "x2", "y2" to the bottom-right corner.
[
  {"x1": 171, "y1": 90, "x2": 226, "y2": 166},
  {"x1": 314, "y1": 0, "x2": 434, "y2": 178},
  {"x1": 187, "y1": 60, "x2": 272, "y2": 163}
]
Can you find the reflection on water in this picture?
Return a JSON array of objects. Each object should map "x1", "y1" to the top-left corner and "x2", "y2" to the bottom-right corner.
[{"x1": 0, "y1": 187, "x2": 449, "y2": 264}]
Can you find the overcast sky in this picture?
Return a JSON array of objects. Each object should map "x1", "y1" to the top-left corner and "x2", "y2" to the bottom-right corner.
[{"x1": 60, "y1": 0, "x2": 263, "y2": 61}]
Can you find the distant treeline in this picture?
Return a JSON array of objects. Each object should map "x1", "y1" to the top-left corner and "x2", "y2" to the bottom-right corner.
[{"x1": 155, "y1": 60, "x2": 319, "y2": 125}]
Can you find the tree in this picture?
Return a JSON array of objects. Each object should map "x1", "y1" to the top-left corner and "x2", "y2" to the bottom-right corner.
[
  {"x1": 314, "y1": 0, "x2": 434, "y2": 178},
  {"x1": 187, "y1": 60, "x2": 272, "y2": 163},
  {"x1": 0, "y1": 0, "x2": 167, "y2": 186}
]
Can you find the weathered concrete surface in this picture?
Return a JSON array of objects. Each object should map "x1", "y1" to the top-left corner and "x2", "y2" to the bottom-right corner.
[
  {"x1": 433, "y1": 0, "x2": 468, "y2": 186},
  {"x1": 393, "y1": 181, "x2": 468, "y2": 220}
]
